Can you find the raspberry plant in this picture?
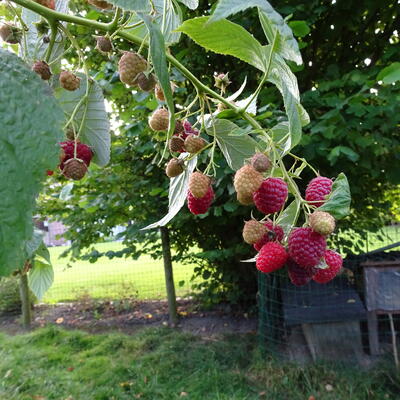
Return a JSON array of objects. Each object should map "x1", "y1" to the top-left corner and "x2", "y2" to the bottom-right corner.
[{"x1": 0, "y1": 0, "x2": 352, "y2": 298}]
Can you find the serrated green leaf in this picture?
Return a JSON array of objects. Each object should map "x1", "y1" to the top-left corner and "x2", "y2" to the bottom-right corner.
[
  {"x1": 377, "y1": 62, "x2": 400, "y2": 84},
  {"x1": 55, "y1": 75, "x2": 110, "y2": 167},
  {"x1": 0, "y1": 49, "x2": 64, "y2": 276},
  {"x1": 207, "y1": 119, "x2": 258, "y2": 170},
  {"x1": 139, "y1": 14, "x2": 175, "y2": 136},
  {"x1": 176, "y1": 17, "x2": 266, "y2": 71},
  {"x1": 319, "y1": 173, "x2": 351, "y2": 219},
  {"x1": 208, "y1": 0, "x2": 302, "y2": 65},
  {"x1": 28, "y1": 260, "x2": 54, "y2": 300},
  {"x1": 177, "y1": 0, "x2": 198, "y2": 9},
  {"x1": 24, "y1": 229, "x2": 45, "y2": 259},
  {"x1": 276, "y1": 198, "x2": 301, "y2": 237},
  {"x1": 106, "y1": 0, "x2": 150, "y2": 11},
  {"x1": 142, "y1": 155, "x2": 197, "y2": 229}
]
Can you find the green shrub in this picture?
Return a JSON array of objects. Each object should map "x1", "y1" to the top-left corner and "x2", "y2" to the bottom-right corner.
[{"x1": 0, "y1": 277, "x2": 35, "y2": 316}]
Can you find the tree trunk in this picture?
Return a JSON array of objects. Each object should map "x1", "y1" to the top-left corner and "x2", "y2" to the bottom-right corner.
[
  {"x1": 19, "y1": 272, "x2": 32, "y2": 330},
  {"x1": 160, "y1": 226, "x2": 178, "y2": 326}
]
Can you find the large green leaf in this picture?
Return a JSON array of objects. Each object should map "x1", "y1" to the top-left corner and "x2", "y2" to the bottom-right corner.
[
  {"x1": 106, "y1": 0, "x2": 149, "y2": 11},
  {"x1": 24, "y1": 229, "x2": 45, "y2": 259},
  {"x1": 207, "y1": 119, "x2": 258, "y2": 171},
  {"x1": 276, "y1": 198, "x2": 301, "y2": 238},
  {"x1": 176, "y1": 17, "x2": 266, "y2": 71},
  {"x1": 28, "y1": 260, "x2": 54, "y2": 300},
  {"x1": 143, "y1": 155, "x2": 197, "y2": 229},
  {"x1": 319, "y1": 173, "x2": 351, "y2": 219},
  {"x1": 0, "y1": 49, "x2": 64, "y2": 276},
  {"x1": 209, "y1": 0, "x2": 302, "y2": 65},
  {"x1": 140, "y1": 14, "x2": 175, "y2": 134},
  {"x1": 377, "y1": 62, "x2": 400, "y2": 84},
  {"x1": 55, "y1": 75, "x2": 111, "y2": 167},
  {"x1": 177, "y1": 0, "x2": 198, "y2": 9}
]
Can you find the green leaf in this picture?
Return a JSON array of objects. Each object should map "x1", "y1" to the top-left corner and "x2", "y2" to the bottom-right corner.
[
  {"x1": 24, "y1": 229, "x2": 45, "y2": 259},
  {"x1": 140, "y1": 14, "x2": 175, "y2": 135},
  {"x1": 35, "y1": 241, "x2": 52, "y2": 266},
  {"x1": 59, "y1": 182, "x2": 74, "y2": 200},
  {"x1": 28, "y1": 260, "x2": 54, "y2": 300},
  {"x1": 208, "y1": 0, "x2": 302, "y2": 65},
  {"x1": 142, "y1": 155, "x2": 197, "y2": 229},
  {"x1": 276, "y1": 198, "x2": 301, "y2": 237},
  {"x1": 177, "y1": 0, "x2": 198, "y2": 9},
  {"x1": 0, "y1": 49, "x2": 63, "y2": 276},
  {"x1": 319, "y1": 173, "x2": 351, "y2": 219},
  {"x1": 55, "y1": 75, "x2": 110, "y2": 167},
  {"x1": 288, "y1": 20, "x2": 310, "y2": 37},
  {"x1": 377, "y1": 62, "x2": 400, "y2": 84},
  {"x1": 106, "y1": 0, "x2": 150, "y2": 11},
  {"x1": 176, "y1": 17, "x2": 266, "y2": 71},
  {"x1": 207, "y1": 119, "x2": 257, "y2": 171}
]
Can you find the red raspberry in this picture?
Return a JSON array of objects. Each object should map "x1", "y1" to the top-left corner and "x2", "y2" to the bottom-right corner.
[
  {"x1": 288, "y1": 227, "x2": 326, "y2": 268},
  {"x1": 305, "y1": 176, "x2": 333, "y2": 207},
  {"x1": 187, "y1": 186, "x2": 214, "y2": 215},
  {"x1": 253, "y1": 222, "x2": 284, "y2": 251},
  {"x1": 59, "y1": 141, "x2": 93, "y2": 170},
  {"x1": 287, "y1": 259, "x2": 315, "y2": 286},
  {"x1": 313, "y1": 250, "x2": 343, "y2": 284},
  {"x1": 256, "y1": 242, "x2": 287, "y2": 274},
  {"x1": 253, "y1": 178, "x2": 288, "y2": 215}
]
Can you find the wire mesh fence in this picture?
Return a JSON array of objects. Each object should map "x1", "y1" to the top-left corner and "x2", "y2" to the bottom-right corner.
[{"x1": 258, "y1": 225, "x2": 400, "y2": 362}]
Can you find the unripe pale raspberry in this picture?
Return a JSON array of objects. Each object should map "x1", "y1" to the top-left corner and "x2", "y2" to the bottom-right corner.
[
  {"x1": 313, "y1": 250, "x2": 343, "y2": 284},
  {"x1": 187, "y1": 186, "x2": 214, "y2": 215},
  {"x1": 256, "y1": 242, "x2": 287, "y2": 274},
  {"x1": 149, "y1": 108, "x2": 169, "y2": 131},
  {"x1": 59, "y1": 141, "x2": 93, "y2": 170},
  {"x1": 118, "y1": 52, "x2": 147, "y2": 86},
  {"x1": 251, "y1": 153, "x2": 271, "y2": 173},
  {"x1": 137, "y1": 72, "x2": 157, "y2": 92},
  {"x1": 0, "y1": 23, "x2": 21, "y2": 44},
  {"x1": 155, "y1": 82, "x2": 176, "y2": 102},
  {"x1": 254, "y1": 221, "x2": 284, "y2": 251},
  {"x1": 237, "y1": 191, "x2": 254, "y2": 205},
  {"x1": 287, "y1": 259, "x2": 315, "y2": 286},
  {"x1": 88, "y1": 0, "x2": 113, "y2": 9},
  {"x1": 32, "y1": 60, "x2": 51, "y2": 80},
  {"x1": 288, "y1": 227, "x2": 326, "y2": 268},
  {"x1": 253, "y1": 178, "x2": 288, "y2": 215},
  {"x1": 188, "y1": 172, "x2": 210, "y2": 199},
  {"x1": 184, "y1": 135, "x2": 206, "y2": 154},
  {"x1": 169, "y1": 136, "x2": 185, "y2": 153},
  {"x1": 95, "y1": 36, "x2": 113, "y2": 54},
  {"x1": 305, "y1": 176, "x2": 333, "y2": 207},
  {"x1": 242, "y1": 220, "x2": 267, "y2": 245},
  {"x1": 234, "y1": 165, "x2": 263, "y2": 204},
  {"x1": 309, "y1": 211, "x2": 335, "y2": 236},
  {"x1": 35, "y1": 0, "x2": 55, "y2": 9},
  {"x1": 62, "y1": 159, "x2": 87, "y2": 180},
  {"x1": 59, "y1": 71, "x2": 80, "y2": 91},
  {"x1": 166, "y1": 158, "x2": 184, "y2": 178}
]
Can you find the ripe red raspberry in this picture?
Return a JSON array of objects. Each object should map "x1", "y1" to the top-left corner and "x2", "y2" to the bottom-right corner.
[
  {"x1": 189, "y1": 172, "x2": 210, "y2": 199},
  {"x1": 242, "y1": 220, "x2": 267, "y2": 244},
  {"x1": 288, "y1": 227, "x2": 326, "y2": 267},
  {"x1": 59, "y1": 141, "x2": 93, "y2": 171},
  {"x1": 59, "y1": 71, "x2": 80, "y2": 91},
  {"x1": 287, "y1": 259, "x2": 315, "y2": 286},
  {"x1": 253, "y1": 178, "x2": 288, "y2": 214},
  {"x1": 313, "y1": 250, "x2": 343, "y2": 284},
  {"x1": 305, "y1": 176, "x2": 333, "y2": 207},
  {"x1": 253, "y1": 221, "x2": 284, "y2": 251},
  {"x1": 234, "y1": 165, "x2": 263, "y2": 204},
  {"x1": 187, "y1": 186, "x2": 214, "y2": 215},
  {"x1": 256, "y1": 242, "x2": 287, "y2": 274},
  {"x1": 183, "y1": 120, "x2": 199, "y2": 136},
  {"x1": 309, "y1": 211, "x2": 335, "y2": 236}
]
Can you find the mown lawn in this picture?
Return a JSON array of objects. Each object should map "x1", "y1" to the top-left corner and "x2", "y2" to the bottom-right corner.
[
  {"x1": 45, "y1": 242, "x2": 199, "y2": 303},
  {"x1": 0, "y1": 326, "x2": 398, "y2": 400}
]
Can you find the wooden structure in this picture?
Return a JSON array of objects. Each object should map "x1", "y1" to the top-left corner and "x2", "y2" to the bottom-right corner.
[{"x1": 362, "y1": 260, "x2": 400, "y2": 359}]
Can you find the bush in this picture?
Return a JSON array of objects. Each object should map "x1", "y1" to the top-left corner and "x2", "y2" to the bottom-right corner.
[{"x1": 0, "y1": 277, "x2": 35, "y2": 316}]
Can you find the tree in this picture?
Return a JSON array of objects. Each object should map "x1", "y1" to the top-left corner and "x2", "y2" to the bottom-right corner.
[{"x1": 0, "y1": 0, "x2": 355, "y2": 306}]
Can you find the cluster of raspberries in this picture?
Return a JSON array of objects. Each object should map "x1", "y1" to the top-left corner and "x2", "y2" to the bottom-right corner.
[{"x1": 241, "y1": 169, "x2": 342, "y2": 285}]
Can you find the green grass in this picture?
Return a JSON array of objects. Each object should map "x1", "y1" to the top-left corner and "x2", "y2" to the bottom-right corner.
[
  {"x1": 45, "y1": 242, "x2": 198, "y2": 304},
  {"x1": 0, "y1": 326, "x2": 398, "y2": 399}
]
